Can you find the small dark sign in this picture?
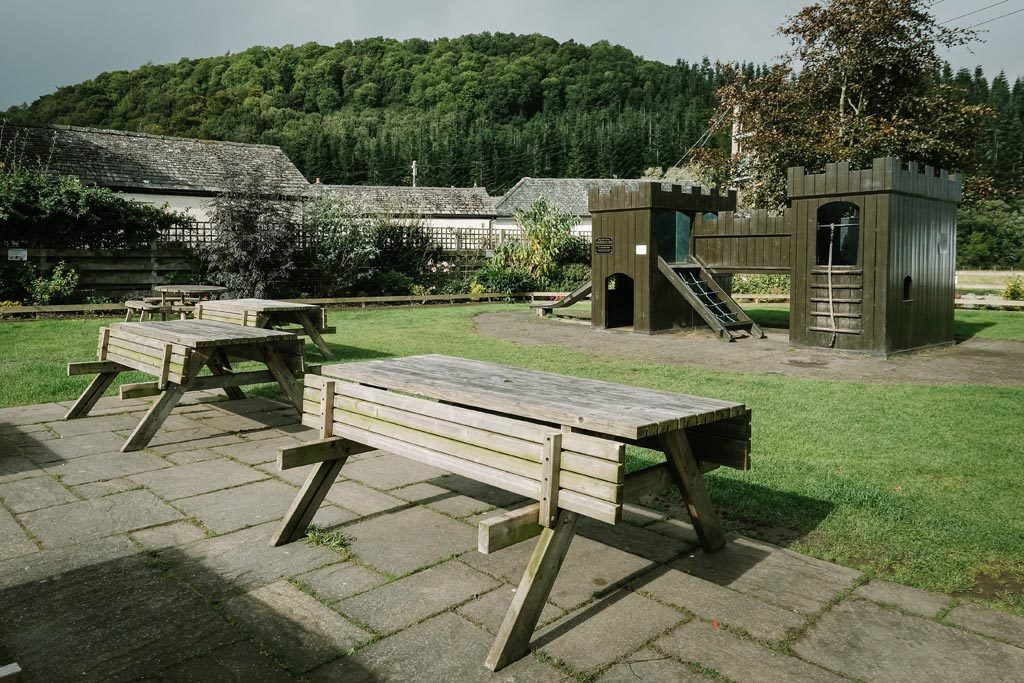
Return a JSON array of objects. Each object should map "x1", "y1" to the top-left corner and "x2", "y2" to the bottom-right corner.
[{"x1": 594, "y1": 237, "x2": 613, "y2": 254}]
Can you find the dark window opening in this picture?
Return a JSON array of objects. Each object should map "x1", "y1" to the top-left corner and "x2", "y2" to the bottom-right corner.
[
  {"x1": 605, "y1": 273, "x2": 634, "y2": 328},
  {"x1": 816, "y1": 202, "x2": 860, "y2": 266},
  {"x1": 903, "y1": 275, "x2": 913, "y2": 302},
  {"x1": 653, "y1": 210, "x2": 692, "y2": 263}
]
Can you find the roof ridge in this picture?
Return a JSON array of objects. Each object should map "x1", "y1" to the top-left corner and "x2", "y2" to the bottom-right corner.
[{"x1": 0, "y1": 119, "x2": 283, "y2": 150}]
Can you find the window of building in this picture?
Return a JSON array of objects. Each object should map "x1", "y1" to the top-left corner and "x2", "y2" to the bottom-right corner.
[{"x1": 816, "y1": 202, "x2": 860, "y2": 267}]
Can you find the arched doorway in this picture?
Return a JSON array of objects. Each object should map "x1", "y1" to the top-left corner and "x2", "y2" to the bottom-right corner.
[{"x1": 605, "y1": 273, "x2": 634, "y2": 328}]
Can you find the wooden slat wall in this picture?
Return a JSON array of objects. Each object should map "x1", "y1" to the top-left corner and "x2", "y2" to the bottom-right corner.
[
  {"x1": 692, "y1": 210, "x2": 791, "y2": 273},
  {"x1": 23, "y1": 246, "x2": 195, "y2": 297}
]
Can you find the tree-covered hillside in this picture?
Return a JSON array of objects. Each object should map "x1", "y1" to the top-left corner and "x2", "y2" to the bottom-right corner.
[
  {"x1": 2, "y1": 34, "x2": 751, "y2": 192},
  {"x1": 3, "y1": 33, "x2": 1022, "y2": 198}
]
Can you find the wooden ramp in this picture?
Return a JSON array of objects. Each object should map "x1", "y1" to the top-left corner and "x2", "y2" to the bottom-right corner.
[
  {"x1": 657, "y1": 256, "x2": 765, "y2": 342},
  {"x1": 531, "y1": 280, "x2": 592, "y2": 317}
]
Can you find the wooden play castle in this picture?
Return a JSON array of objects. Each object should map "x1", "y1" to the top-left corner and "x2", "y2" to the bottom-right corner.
[{"x1": 540, "y1": 158, "x2": 962, "y2": 355}]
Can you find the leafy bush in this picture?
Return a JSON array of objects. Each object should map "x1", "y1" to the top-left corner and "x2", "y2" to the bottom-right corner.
[
  {"x1": 731, "y1": 274, "x2": 791, "y2": 295},
  {"x1": 491, "y1": 197, "x2": 582, "y2": 282},
  {"x1": 0, "y1": 261, "x2": 35, "y2": 301},
  {"x1": 198, "y1": 176, "x2": 298, "y2": 297},
  {"x1": 957, "y1": 198, "x2": 1024, "y2": 269},
  {"x1": 1004, "y1": 276, "x2": 1024, "y2": 301},
  {"x1": 27, "y1": 261, "x2": 79, "y2": 305},
  {"x1": 547, "y1": 263, "x2": 591, "y2": 291},
  {"x1": 358, "y1": 270, "x2": 416, "y2": 296},
  {"x1": 471, "y1": 262, "x2": 539, "y2": 294},
  {"x1": 0, "y1": 168, "x2": 189, "y2": 249},
  {"x1": 368, "y1": 219, "x2": 442, "y2": 281},
  {"x1": 302, "y1": 193, "x2": 378, "y2": 296}
]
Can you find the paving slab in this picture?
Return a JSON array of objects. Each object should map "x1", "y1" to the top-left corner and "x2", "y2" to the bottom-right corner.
[
  {"x1": 462, "y1": 533, "x2": 653, "y2": 611},
  {"x1": 344, "y1": 506, "x2": 476, "y2": 576},
  {"x1": 18, "y1": 489, "x2": 182, "y2": 547},
  {"x1": 853, "y1": 579, "x2": 950, "y2": 618},
  {"x1": 208, "y1": 397, "x2": 291, "y2": 415},
  {"x1": 294, "y1": 562, "x2": 387, "y2": 603},
  {"x1": 129, "y1": 458, "x2": 267, "y2": 500},
  {"x1": 0, "y1": 506, "x2": 37, "y2": 562},
  {"x1": 0, "y1": 402, "x2": 68, "y2": 425},
  {"x1": 645, "y1": 517, "x2": 701, "y2": 546},
  {"x1": 147, "y1": 432, "x2": 247, "y2": 456},
  {"x1": 535, "y1": 589, "x2": 686, "y2": 673},
  {"x1": 46, "y1": 413, "x2": 142, "y2": 438},
  {"x1": 340, "y1": 452, "x2": 448, "y2": 490},
  {"x1": 792, "y1": 598, "x2": 1024, "y2": 682},
  {"x1": 458, "y1": 585, "x2": 564, "y2": 634},
  {"x1": 620, "y1": 503, "x2": 669, "y2": 527},
  {"x1": 324, "y1": 480, "x2": 407, "y2": 516},
  {"x1": 0, "y1": 453, "x2": 45, "y2": 485},
  {"x1": 222, "y1": 580, "x2": 370, "y2": 673},
  {"x1": 21, "y1": 432, "x2": 129, "y2": 463},
  {"x1": 308, "y1": 611, "x2": 561, "y2": 682},
  {"x1": 0, "y1": 534, "x2": 137, "y2": 590},
  {"x1": 634, "y1": 566, "x2": 806, "y2": 642},
  {"x1": 156, "y1": 640, "x2": 294, "y2": 682},
  {"x1": 338, "y1": 560, "x2": 499, "y2": 633},
  {"x1": 0, "y1": 473, "x2": 77, "y2": 512},
  {"x1": 173, "y1": 478, "x2": 299, "y2": 534},
  {"x1": 0, "y1": 549, "x2": 239, "y2": 682},
  {"x1": 656, "y1": 619, "x2": 845, "y2": 683},
  {"x1": 391, "y1": 481, "x2": 497, "y2": 518},
  {"x1": 43, "y1": 449, "x2": 168, "y2": 485},
  {"x1": 944, "y1": 601, "x2": 1024, "y2": 648},
  {"x1": 161, "y1": 523, "x2": 345, "y2": 598},
  {"x1": 429, "y1": 473, "x2": 527, "y2": 509},
  {"x1": 672, "y1": 536, "x2": 862, "y2": 614},
  {"x1": 597, "y1": 647, "x2": 710, "y2": 682},
  {"x1": 130, "y1": 521, "x2": 209, "y2": 549},
  {"x1": 212, "y1": 435, "x2": 304, "y2": 465},
  {"x1": 70, "y1": 477, "x2": 139, "y2": 499},
  {"x1": 163, "y1": 446, "x2": 224, "y2": 465},
  {"x1": 193, "y1": 411, "x2": 297, "y2": 433},
  {"x1": 578, "y1": 516, "x2": 689, "y2": 563}
]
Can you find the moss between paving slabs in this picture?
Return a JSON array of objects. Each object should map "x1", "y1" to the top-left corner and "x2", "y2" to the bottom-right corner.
[{"x1": 1, "y1": 304, "x2": 1022, "y2": 616}]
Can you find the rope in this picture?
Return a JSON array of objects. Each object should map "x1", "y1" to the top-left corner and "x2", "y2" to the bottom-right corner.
[{"x1": 827, "y1": 223, "x2": 838, "y2": 348}]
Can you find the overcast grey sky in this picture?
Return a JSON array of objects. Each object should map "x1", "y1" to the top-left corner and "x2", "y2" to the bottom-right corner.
[{"x1": 2, "y1": 0, "x2": 1023, "y2": 110}]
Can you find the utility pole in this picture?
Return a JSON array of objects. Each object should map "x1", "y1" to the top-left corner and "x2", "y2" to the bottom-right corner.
[{"x1": 411, "y1": 160, "x2": 417, "y2": 187}]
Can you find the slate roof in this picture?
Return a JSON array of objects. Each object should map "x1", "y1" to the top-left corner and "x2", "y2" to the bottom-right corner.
[
  {"x1": 0, "y1": 121, "x2": 311, "y2": 197},
  {"x1": 493, "y1": 177, "x2": 667, "y2": 217},
  {"x1": 314, "y1": 184, "x2": 496, "y2": 216}
]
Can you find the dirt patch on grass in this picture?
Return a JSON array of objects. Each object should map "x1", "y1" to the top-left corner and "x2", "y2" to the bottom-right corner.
[
  {"x1": 475, "y1": 310, "x2": 1024, "y2": 387},
  {"x1": 957, "y1": 570, "x2": 1024, "y2": 601}
]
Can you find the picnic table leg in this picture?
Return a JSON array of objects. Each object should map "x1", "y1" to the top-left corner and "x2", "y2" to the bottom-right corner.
[
  {"x1": 263, "y1": 346, "x2": 304, "y2": 413},
  {"x1": 659, "y1": 429, "x2": 726, "y2": 552},
  {"x1": 121, "y1": 385, "x2": 186, "y2": 452},
  {"x1": 486, "y1": 509, "x2": 579, "y2": 671},
  {"x1": 298, "y1": 312, "x2": 334, "y2": 359},
  {"x1": 207, "y1": 349, "x2": 246, "y2": 401},
  {"x1": 64, "y1": 372, "x2": 120, "y2": 420},
  {"x1": 272, "y1": 456, "x2": 348, "y2": 546}
]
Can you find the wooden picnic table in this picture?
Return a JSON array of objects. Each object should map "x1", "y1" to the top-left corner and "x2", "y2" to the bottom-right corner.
[
  {"x1": 64, "y1": 319, "x2": 304, "y2": 452},
  {"x1": 152, "y1": 284, "x2": 228, "y2": 304},
  {"x1": 274, "y1": 354, "x2": 750, "y2": 671},
  {"x1": 195, "y1": 298, "x2": 336, "y2": 358}
]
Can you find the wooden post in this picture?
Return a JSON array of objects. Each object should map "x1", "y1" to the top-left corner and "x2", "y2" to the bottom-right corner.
[
  {"x1": 320, "y1": 380, "x2": 336, "y2": 438},
  {"x1": 271, "y1": 457, "x2": 347, "y2": 547},
  {"x1": 659, "y1": 429, "x2": 726, "y2": 552},
  {"x1": 486, "y1": 509, "x2": 579, "y2": 671},
  {"x1": 64, "y1": 372, "x2": 118, "y2": 420},
  {"x1": 121, "y1": 384, "x2": 186, "y2": 452},
  {"x1": 538, "y1": 432, "x2": 562, "y2": 527},
  {"x1": 298, "y1": 312, "x2": 334, "y2": 358},
  {"x1": 264, "y1": 346, "x2": 304, "y2": 413}
]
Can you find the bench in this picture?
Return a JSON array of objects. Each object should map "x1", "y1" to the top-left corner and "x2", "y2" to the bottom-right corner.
[
  {"x1": 196, "y1": 299, "x2": 336, "y2": 358},
  {"x1": 274, "y1": 356, "x2": 751, "y2": 671}
]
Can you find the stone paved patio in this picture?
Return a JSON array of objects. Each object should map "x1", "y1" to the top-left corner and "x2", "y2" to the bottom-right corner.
[{"x1": 1, "y1": 395, "x2": 1022, "y2": 682}]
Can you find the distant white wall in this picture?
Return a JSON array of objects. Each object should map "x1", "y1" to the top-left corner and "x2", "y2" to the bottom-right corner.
[
  {"x1": 119, "y1": 192, "x2": 215, "y2": 222},
  {"x1": 492, "y1": 216, "x2": 593, "y2": 235}
]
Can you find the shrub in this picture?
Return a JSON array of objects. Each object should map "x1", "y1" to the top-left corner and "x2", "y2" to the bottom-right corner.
[
  {"x1": 547, "y1": 263, "x2": 591, "y2": 291},
  {"x1": 471, "y1": 262, "x2": 539, "y2": 294},
  {"x1": 27, "y1": 261, "x2": 79, "y2": 305},
  {"x1": 302, "y1": 193, "x2": 377, "y2": 296},
  {"x1": 492, "y1": 197, "x2": 582, "y2": 282},
  {"x1": 368, "y1": 219, "x2": 442, "y2": 281},
  {"x1": 357, "y1": 270, "x2": 416, "y2": 296},
  {"x1": 1004, "y1": 276, "x2": 1024, "y2": 301},
  {"x1": 731, "y1": 274, "x2": 791, "y2": 295},
  {"x1": 198, "y1": 176, "x2": 298, "y2": 297},
  {"x1": 0, "y1": 261, "x2": 35, "y2": 302}
]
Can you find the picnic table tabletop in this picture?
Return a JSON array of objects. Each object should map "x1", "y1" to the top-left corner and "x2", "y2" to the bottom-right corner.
[
  {"x1": 109, "y1": 319, "x2": 298, "y2": 348},
  {"x1": 153, "y1": 284, "x2": 228, "y2": 296},
  {"x1": 319, "y1": 354, "x2": 746, "y2": 440},
  {"x1": 198, "y1": 298, "x2": 320, "y2": 313}
]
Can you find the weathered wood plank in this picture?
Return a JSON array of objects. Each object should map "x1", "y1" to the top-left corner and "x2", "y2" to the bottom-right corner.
[
  {"x1": 478, "y1": 504, "x2": 542, "y2": 554},
  {"x1": 539, "y1": 432, "x2": 562, "y2": 527},
  {"x1": 119, "y1": 381, "x2": 162, "y2": 400},
  {"x1": 660, "y1": 429, "x2": 726, "y2": 551},
  {"x1": 277, "y1": 437, "x2": 374, "y2": 470},
  {"x1": 67, "y1": 360, "x2": 127, "y2": 376},
  {"x1": 272, "y1": 458, "x2": 347, "y2": 547},
  {"x1": 64, "y1": 372, "x2": 119, "y2": 419}
]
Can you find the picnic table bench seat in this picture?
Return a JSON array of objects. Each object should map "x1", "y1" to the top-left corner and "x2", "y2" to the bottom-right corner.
[
  {"x1": 273, "y1": 355, "x2": 751, "y2": 672},
  {"x1": 196, "y1": 299, "x2": 335, "y2": 358}
]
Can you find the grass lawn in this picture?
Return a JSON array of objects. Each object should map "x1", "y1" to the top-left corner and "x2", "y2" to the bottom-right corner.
[{"x1": 1, "y1": 304, "x2": 1022, "y2": 614}]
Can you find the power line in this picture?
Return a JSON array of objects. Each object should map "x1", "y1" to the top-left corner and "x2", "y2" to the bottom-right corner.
[
  {"x1": 965, "y1": 6, "x2": 1024, "y2": 28},
  {"x1": 940, "y1": 1, "x2": 1008, "y2": 25}
]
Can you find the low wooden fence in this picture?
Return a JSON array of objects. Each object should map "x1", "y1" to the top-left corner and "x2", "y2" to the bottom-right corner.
[{"x1": 19, "y1": 245, "x2": 196, "y2": 298}]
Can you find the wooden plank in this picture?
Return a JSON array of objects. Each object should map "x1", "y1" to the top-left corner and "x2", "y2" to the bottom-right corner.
[
  {"x1": 478, "y1": 504, "x2": 542, "y2": 554},
  {"x1": 538, "y1": 432, "x2": 562, "y2": 527},
  {"x1": 119, "y1": 381, "x2": 162, "y2": 400},
  {"x1": 121, "y1": 384, "x2": 186, "y2": 452},
  {"x1": 64, "y1": 372, "x2": 119, "y2": 420},
  {"x1": 67, "y1": 360, "x2": 127, "y2": 376},
  {"x1": 264, "y1": 346, "x2": 304, "y2": 413},
  {"x1": 272, "y1": 458, "x2": 347, "y2": 546},
  {"x1": 320, "y1": 380, "x2": 336, "y2": 438},
  {"x1": 278, "y1": 437, "x2": 374, "y2": 470},
  {"x1": 110, "y1": 320, "x2": 297, "y2": 347},
  {"x1": 660, "y1": 429, "x2": 725, "y2": 552},
  {"x1": 190, "y1": 369, "x2": 275, "y2": 390},
  {"x1": 159, "y1": 343, "x2": 173, "y2": 390},
  {"x1": 485, "y1": 510, "x2": 579, "y2": 671},
  {"x1": 0, "y1": 662, "x2": 22, "y2": 682}
]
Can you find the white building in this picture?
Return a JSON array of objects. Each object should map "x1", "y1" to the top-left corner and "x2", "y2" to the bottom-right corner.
[
  {"x1": 491, "y1": 177, "x2": 638, "y2": 236},
  {"x1": 0, "y1": 122, "x2": 310, "y2": 222}
]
